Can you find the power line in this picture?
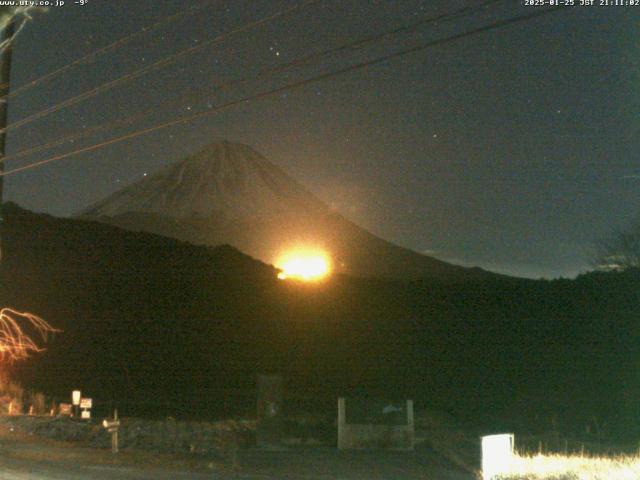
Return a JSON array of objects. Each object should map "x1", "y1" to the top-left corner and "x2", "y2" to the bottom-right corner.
[
  {"x1": 1, "y1": 6, "x2": 568, "y2": 178},
  {"x1": 1, "y1": 106, "x2": 153, "y2": 164},
  {"x1": 2, "y1": 0, "x2": 502, "y2": 164},
  {"x1": 297, "y1": 0, "x2": 503, "y2": 61},
  {"x1": 2, "y1": 0, "x2": 218, "y2": 101},
  {"x1": 0, "y1": 0, "x2": 322, "y2": 134}
]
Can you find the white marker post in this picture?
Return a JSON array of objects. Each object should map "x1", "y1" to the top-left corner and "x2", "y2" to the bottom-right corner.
[
  {"x1": 481, "y1": 433, "x2": 515, "y2": 480},
  {"x1": 71, "y1": 390, "x2": 81, "y2": 418}
]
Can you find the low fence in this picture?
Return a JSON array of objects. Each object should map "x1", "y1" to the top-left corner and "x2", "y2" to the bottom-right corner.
[{"x1": 337, "y1": 397, "x2": 414, "y2": 450}]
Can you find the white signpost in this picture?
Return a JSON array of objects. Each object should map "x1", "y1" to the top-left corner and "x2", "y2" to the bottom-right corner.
[
  {"x1": 481, "y1": 433, "x2": 515, "y2": 480},
  {"x1": 72, "y1": 390, "x2": 81, "y2": 418},
  {"x1": 80, "y1": 398, "x2": 92, "y2": 419}
]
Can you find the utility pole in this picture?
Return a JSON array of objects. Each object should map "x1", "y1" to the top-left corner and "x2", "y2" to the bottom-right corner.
[{"x1": 0, "y1": 19, "x2": 15, "y2": 262}]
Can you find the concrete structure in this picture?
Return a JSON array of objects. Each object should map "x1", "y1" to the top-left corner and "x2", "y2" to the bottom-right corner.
[{"x1": 337, "y1": 397, "x2": 414, "y2": 450}]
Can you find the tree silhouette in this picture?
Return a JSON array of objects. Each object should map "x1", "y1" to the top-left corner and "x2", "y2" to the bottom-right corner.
[{"x1": 593, "y1": 221, "x2": 640, "y2": 271}]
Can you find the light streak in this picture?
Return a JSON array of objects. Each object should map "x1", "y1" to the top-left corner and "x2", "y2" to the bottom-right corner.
[{"x1": 0, "y1": 308, "x2": 58, "y2": 361}]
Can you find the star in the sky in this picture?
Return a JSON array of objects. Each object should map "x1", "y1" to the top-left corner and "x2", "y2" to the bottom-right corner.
[{"x1": 269, "y1": 45, "x2": 281, "y2": 57}]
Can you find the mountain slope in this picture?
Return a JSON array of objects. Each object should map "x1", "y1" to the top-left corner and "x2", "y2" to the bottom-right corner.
[
  {"x1": 80, "y1": 141, "x2": 497, "y2": 281},
  {"x1": 1, "y1": 203, "x2": 638, "y2": 439}
]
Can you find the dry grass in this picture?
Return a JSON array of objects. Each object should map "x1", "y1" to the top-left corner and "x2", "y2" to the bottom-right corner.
[{"x1": 495, "y1": 452, "x2": 640, "y2": 480}]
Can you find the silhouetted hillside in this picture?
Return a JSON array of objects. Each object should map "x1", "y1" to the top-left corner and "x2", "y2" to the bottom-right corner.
[{"x1": 1, "y1": 203, "x2": 638, "y2": 440}]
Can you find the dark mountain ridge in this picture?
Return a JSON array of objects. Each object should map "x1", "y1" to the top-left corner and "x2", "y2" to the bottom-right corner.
[{"x1": 1, "y1": 203, "x2": 638, "y2": 439}]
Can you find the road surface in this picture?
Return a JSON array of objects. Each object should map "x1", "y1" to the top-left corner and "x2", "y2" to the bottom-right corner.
[{"x1": 0, "y1": 427, "x2": 477, "y2": 479}]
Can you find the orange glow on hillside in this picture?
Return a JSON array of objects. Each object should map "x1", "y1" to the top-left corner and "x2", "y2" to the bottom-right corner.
[{"x1": 276, "y1": 249, "x2": 332, "y2": 281}]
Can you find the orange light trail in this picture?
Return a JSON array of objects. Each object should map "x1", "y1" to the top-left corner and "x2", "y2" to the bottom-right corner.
[{"x1": 0, "y1": 308, "x2": 58, "y2": 362}]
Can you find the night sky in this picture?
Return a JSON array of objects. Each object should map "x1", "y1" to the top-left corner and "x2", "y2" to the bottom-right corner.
[{"x1": 2, "y1": 0, "x2": 638, "y2": 279}]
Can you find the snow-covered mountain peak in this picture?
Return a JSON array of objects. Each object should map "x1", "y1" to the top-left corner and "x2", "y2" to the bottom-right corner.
[{"x1": 81, "y1": 141, "x2": 328, "y2": 221}]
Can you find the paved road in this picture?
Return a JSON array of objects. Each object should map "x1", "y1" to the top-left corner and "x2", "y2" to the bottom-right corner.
[
  {"x1": 0, "y1": 452, "x2": 477, "y2": 480},
  {"x1": 0, "y1": 458, "x2": 218, "y2": 480},
  {"x1": 0, "y1": 435, "x2": 477, "y2": 479}
]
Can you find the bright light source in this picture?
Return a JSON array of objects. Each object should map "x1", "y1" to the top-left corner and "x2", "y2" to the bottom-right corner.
[
  {"x1": 275, "y1": 249, "x2": 332, "y2": 281},
  {"x1": 482, "y1": 433, "x2": 514, "y2": 480}
]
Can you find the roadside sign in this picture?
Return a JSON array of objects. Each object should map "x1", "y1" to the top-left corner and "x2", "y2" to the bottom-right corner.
[
  {"x1": 80, "y1": 398, "x2": 92, "y2": 409},
  {"x1": 81, "y1": 410, "x2": 91, "y2": 419}
]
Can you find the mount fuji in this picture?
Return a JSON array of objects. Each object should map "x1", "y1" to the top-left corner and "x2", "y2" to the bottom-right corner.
[{"x1": 80, "y1": 141, "x2": 495, "y2": 281}]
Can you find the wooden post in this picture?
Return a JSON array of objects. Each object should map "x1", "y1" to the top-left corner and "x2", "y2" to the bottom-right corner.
[
  {"x1": 103, "y1": 409, "x2": 120, "y2": 454},
  {"x1": 337, "y1": 397, "x2": 346, "y2": 450},
  {"x1": 0, "y1": 20, "x2": 15, "y2": 263},
  {"x1": 111, "y1": 409, "x2": 119, "y2": 454},
  {"x1": 406, "y1": 399, "x2": 415, "y2": 450}
]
